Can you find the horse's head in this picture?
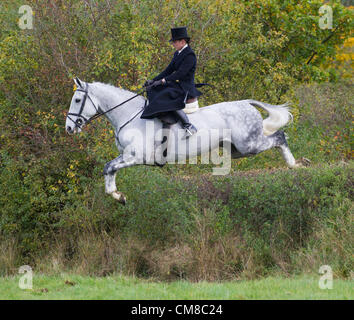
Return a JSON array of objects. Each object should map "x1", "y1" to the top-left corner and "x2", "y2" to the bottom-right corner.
[{"x1": 66, "y1": 78, "x2": 100, "y2": 134}]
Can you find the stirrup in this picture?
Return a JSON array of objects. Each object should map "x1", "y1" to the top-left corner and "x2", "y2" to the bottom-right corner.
[{"x1": 182, "y1": 124, "x2": 197, "y2": 140}]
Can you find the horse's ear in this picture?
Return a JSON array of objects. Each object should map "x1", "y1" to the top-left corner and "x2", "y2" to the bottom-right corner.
[{"x1": 73, "y1": 77, "x2": 83, "y2": 88}]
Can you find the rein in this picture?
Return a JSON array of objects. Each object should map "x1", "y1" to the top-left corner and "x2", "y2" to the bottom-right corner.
[{"x1": 67, "y1": 83, "x2": 151, "y2": 130}]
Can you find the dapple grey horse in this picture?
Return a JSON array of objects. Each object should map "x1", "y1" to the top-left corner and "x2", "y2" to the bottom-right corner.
[{"x1": 66, "y1": 78, "x2": 298, "y2": 204}]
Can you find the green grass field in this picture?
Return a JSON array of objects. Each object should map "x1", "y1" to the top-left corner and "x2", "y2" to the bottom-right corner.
[{"x1": 0, "y1": 274, "x2": 352, "y2": 300}]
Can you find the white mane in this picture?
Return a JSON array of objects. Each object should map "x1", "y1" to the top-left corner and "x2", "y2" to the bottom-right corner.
[{"x1": 89, "y1": 82, "x2": 146, "y2": 105}]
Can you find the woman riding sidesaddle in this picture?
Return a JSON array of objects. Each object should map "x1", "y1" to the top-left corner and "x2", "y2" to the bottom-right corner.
[{"x1": 140, "y1": 27, "x2": 202, "y2": 139}]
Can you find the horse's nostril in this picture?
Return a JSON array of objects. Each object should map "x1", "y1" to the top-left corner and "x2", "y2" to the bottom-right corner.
[{"x1": 67, "y1": 126, "x2": 72, "y2": 133}]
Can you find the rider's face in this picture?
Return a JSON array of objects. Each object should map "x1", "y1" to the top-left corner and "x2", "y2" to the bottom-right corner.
[{"x1": 171, "y1": 39, "x2": 186, "y2": 51}]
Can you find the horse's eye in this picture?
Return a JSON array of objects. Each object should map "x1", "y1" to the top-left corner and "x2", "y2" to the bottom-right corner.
[{"x1": 75, "y1": 98, "x2": 81, "y2": 103}]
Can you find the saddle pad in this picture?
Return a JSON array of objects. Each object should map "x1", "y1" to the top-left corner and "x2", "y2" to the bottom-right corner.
[{"x1": 183, "y1": 100, "x2": 199, "y2": 114}]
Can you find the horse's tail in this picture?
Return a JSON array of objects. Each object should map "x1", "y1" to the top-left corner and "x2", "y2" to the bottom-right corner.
[{"x1": 247, "y1": 100, "x2": 293, "y2": 136}]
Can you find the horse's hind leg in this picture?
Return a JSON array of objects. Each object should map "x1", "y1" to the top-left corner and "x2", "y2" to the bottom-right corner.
[
  {"x1": 259, "y1": 130, "x2": 296, "y2": 168},
  {"x1": 275, "y1": 131, "x2": 296, "y2": 168},
  {"x1": 263, "y1": 130, "x2": 296, "y2": 168},
  {"x1": 245, "y1": 130, "x2": 296, "y2": 168}
]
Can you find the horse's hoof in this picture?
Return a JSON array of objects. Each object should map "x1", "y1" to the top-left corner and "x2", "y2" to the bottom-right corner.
[
  {"x1": 301, "y1": 157, "x2": 311, "y2": 166},
  {"x1": 111, "y1": 191, "x2": 127, "y2": 205},
  {"x1": 294, "y1": 157, "x2": 311, "y2": 168},
  {"x1": 297, "y1": 157, "x2": 311, "y2": 167}
]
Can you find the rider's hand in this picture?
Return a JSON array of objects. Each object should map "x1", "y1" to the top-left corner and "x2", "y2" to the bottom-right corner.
[
  {"x1": 144, "y1": 79, "x2": 154, "y2": 87},
  {"x1": 152, "y1": 79, "x2": 164, "y2": 87}
]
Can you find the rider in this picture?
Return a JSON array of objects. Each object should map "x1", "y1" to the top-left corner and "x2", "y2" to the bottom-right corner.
[{"x1": 140, "y1": 26, "x2": 202, "y2": 139}]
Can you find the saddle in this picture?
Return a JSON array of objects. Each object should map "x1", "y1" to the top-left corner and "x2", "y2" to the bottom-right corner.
[
  {"x1": 156, "y1": 98, "x2": 199, "y2": 125},
  {"x1": 154, "y1": 98, "x2": 199, "y2": 166},
  {"x1": 157, "y1": 112, "x2": 178, "y2": 125}
]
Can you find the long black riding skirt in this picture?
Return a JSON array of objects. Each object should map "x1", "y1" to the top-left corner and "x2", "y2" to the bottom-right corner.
[{"x1": 140, "y1": 82, "x2": 186, "y2": 120}]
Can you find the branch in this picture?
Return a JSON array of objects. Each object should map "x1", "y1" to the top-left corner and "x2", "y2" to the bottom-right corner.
[{"x1": 306, "y1": 22, "x2": 344, "y2": 65}]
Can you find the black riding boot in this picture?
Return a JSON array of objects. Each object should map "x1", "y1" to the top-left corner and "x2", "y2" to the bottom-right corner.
[{"x1": 173, "y1": 109, "x2": 197, "y2": 139}]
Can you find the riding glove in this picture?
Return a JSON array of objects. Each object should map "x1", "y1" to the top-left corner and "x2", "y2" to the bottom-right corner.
[
  {"x1": 144, "y1": 79, "x2": 154, "y2": 87},
  {"x1": 152, "y1": 79, "x2": 164, "y2": 87}
]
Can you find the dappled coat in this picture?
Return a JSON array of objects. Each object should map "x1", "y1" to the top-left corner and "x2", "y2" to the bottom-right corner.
[{"x1": 140, "y1": 45, "x2": 202, "y2": 119}]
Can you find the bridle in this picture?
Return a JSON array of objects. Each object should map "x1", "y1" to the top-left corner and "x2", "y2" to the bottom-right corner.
[
  {"x1": 66, "y1": 82, "x2": 149, "y2": 131},
  {"x1": 66, "y1": 83, "x2": 103, "y2": 130}
]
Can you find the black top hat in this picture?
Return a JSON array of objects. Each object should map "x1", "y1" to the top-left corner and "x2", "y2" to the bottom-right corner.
[{"x1": 169, "y1": 27, "x2": 190, "y2": 42}]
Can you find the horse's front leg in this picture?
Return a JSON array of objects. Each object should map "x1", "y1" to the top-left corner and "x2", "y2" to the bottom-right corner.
[{"x1": 103, "y1": 154, "x2": 136, "y2": 204}]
